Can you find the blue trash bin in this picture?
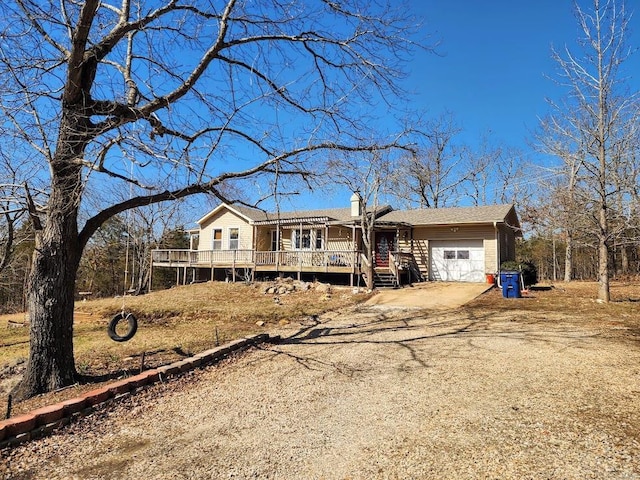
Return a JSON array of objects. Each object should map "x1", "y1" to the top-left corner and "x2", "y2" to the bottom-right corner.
[{"x1": 500, "y1": 271, "x2": 521, "y2": 298}]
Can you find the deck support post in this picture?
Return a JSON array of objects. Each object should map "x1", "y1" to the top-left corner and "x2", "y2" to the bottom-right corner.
[
  {"x1": 232, "y1": 250, "x2": 236, "y2": 282},
  {"x1": 148, "y1": 252, "x2": 154, "y2": 293}
]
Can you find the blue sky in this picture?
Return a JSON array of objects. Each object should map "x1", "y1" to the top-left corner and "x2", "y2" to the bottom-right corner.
[
  {"x1": 408, "y1": 1, "x2": 579, "y2": 152},
  {"x1": 408, "y1": 0, "x2": 640, "y2": 160},
  {"x1": 192, "y1": 0, "x2": 640, "y2": 217}
]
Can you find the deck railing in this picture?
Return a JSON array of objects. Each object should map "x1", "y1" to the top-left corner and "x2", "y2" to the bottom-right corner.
[
  {"x1": 152, "y1": 249, "x2": 192, "y2": 264},
  {"x1": 152, "y1": 249, "x2": 360, "y2": 269}
]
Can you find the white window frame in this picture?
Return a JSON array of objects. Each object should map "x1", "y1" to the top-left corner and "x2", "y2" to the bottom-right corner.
[
  {"x1": 228, "y1": 227, "x2": 240, "y2": 250},
  {"x1": 315, "y1": 229, "x2": 324, "y2": 250},
  {"x1": 212, "y1": 228, "x2": 223, "y2": 250},
  {"x1": 292, "y1": 229, "x2": 312, "y2": 250}
]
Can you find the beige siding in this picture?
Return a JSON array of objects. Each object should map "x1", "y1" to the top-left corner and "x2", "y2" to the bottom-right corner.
[
  {"x1": 255, "y1": 227, "x2": 272, "y2": 251},
  {"x1": 252, "y1": 224, "x2": 354, "y2": 252},
  {"x1": 326, "y1": 226, "x2": 355, "y2": 251},
  {"x1": 198, "y1": 209, "x2": 254, "y2": 251}
]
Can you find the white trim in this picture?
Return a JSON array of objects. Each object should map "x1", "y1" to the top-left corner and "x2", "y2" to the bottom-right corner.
[
  {"x1": 227, "y1": 226, "x2": 240, "y2": 250},
  {"x1": 292, "y1": 228, "x2": 313, "y2": 250},
  {"x1": 211, "y1": 228, "x2": 223, "y2": 250},
  {"x1": 314, "y1": 228, "x2": 324, "y2": 250},
  {"x1": 429, "y1": 239, "x2": 485, "y2": 282}
]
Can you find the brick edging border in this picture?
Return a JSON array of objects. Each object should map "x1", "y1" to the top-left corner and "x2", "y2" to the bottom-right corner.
[{"x1": 0, "y1": 333, "x2": 271, "y2": 449}]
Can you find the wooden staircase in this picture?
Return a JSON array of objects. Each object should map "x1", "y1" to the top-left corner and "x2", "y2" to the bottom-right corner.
[{"x1": 373, "y1": 269, "x2": 397, "y2": 288}]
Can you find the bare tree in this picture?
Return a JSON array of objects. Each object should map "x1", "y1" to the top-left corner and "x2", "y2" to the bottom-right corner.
[
  {"x1": 325, "y1": 150, "x2": 396, "y2": 290},
  {"x1": 462, "y1": 139, "x2": 530, "y2": 207},
  {"x1": 391, "y1": 115, "x2": 527, "y2": 209},
  {"x1": 0, "y1": 145, "x2": 34, "y2": 281},
  {"x1": 536, "y1": 113, "x2": 586, "y2": 282},
  {"x1": 391, "y1": 112, "x2": 469, "y2": 208},
  {"x1": 0, "y1": 0, "x2": 424, "y2": 400},
  {"x1": 544, "y1": 0, "x2": 638, "y2": 301}
]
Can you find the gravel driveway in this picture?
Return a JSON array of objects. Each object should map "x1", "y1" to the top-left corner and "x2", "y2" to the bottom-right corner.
[{"x1": 3, "y1": 302, "x2": 640, "y2": 479}]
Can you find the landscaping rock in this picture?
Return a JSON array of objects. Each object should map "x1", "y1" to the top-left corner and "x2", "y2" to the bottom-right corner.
[{"x1": 314, "y1": 282, "x2": 331, "y2": 293}]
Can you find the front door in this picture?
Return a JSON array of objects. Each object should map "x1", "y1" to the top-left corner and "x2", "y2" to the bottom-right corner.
[{"x1": 375, "y1": 232, "x2": 396, "y2": 267}]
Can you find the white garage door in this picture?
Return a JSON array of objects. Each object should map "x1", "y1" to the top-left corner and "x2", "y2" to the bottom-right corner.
[{"x1": 429, "y1": 239, "x2": 485, "y2": 282}]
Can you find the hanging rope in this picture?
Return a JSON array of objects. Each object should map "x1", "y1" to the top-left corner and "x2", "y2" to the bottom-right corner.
[{"x1": 108, "y1": 158, "x2": 138, "y2": 342}]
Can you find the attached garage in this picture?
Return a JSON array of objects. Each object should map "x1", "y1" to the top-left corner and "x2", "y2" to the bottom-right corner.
[
  {"x1": 377, "y1": 204, "x2": 522, "y2": 283},
  {"x1": 429, "y1": 239, "x2": 485, "y2": 282}
]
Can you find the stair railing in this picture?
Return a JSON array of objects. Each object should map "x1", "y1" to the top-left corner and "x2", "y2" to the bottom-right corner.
[{"x1": 389, "y1": 252, "x2": 400, "y2": 286}]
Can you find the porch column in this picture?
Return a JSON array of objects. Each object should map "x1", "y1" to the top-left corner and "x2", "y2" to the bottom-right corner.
[
  {"x1": 351, "y1": 223, "x2": 357, "y2": 271},
  {"x1": 252, "y1": 224, "x2": 257, "y2": 265},
  {"x1": 276, "y1": 222, "x2": 281, "y2": 272},
  {"x1": 298, "y1": 221, "x2": 303, "y2": 281}
]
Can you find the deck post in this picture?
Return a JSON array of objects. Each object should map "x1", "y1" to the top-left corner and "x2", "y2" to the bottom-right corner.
[
  {"x1": 232, "y1": 250, "x2": 236, "y2": 282},
  {"x1": 351, "y1": 223, "x2": 357, "y2": 284},
  {"x1": 176, "y1": 267, "x2": 180, "y2": 286},
  {"x1": 148, "y1": 252, "x2": 153, "y2": 292}
]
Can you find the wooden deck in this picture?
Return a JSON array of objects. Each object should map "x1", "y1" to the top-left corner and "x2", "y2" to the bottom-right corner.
[{"x1": 151, "y1": 249, "x2": 361, "y2": 274}]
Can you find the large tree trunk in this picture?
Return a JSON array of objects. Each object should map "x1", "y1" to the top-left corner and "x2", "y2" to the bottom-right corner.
[
  {"x1": 13, "y1": 123, "x2": 86, "y2": 400},
  {"x1": 13, "y1": 208, "x2": 82, "y2": 400}
]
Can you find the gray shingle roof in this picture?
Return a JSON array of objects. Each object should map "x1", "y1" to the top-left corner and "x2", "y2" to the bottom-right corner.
[
  {"x1": 206, "y1": 202, "x2": 519, "y2": 230},
  {"x1": 377, "y1": 204, "x2": 517, "y2": 226}
]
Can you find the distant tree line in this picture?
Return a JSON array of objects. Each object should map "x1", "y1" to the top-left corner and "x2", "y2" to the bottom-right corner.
[{"x1": 0, "y1": 214, "x2": 189, "y2": 314}]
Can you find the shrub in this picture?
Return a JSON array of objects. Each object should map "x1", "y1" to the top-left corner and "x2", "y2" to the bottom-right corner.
[{"x1": 500, "y1": 261, "x2": 538, "y2": 286}]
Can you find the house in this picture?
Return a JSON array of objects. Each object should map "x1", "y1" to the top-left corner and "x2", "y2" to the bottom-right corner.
[{"x1": 150, "y1": 195, "x2": 521, "y2": 288}]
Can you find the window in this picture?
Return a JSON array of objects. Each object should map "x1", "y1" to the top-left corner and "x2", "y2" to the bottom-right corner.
[
  {"x1": 444, "y1": 250, "x2": 456, "y2": 260},
  {"x1": 228, "y1": 228, "x2": 239, "y2": 250},
  {"x1": 457, "y1": 250, "x2": 470, "y2": 260},
  {"x1": 212, "y1": 229, "x2": 222, "y2": 250},
  {"x1": 293, "y1": 229, "x2": 311, "y2": 250},
  {"x1": 315, "y1": 229, "x2": 323, "y2": 250},
  {"x1": 271, "y1": 230, "x2": 279, "y2": 251}
]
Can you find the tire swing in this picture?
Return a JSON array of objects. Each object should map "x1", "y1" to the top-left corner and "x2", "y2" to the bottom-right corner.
[
  {"x1": 108, "y1": 311, "x2": 138, "y2": 342},
  {"x1": 107, "y1": 162, "x2": 139, "y2": 343}
]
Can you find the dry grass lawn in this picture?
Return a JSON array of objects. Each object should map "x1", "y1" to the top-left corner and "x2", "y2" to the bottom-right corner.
[
  {"x1": 0, "y1": 280, "x2": 369, "y2": 415},
  {"x1": 467, "y1": 280, "x2": 640, "y2": 332}
]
